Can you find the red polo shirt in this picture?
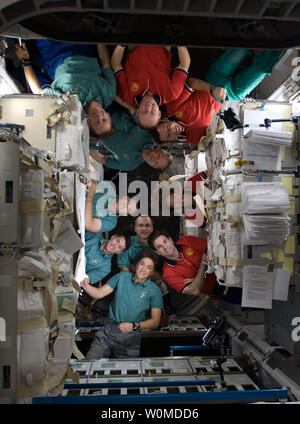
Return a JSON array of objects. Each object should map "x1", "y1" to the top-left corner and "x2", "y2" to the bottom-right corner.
[
  {"x1": 166, "y1": 87, "x2": 223, "y2": 145},
  {"x1": 162, "y1": 236, "x2": 217, "y2": 295},
  {"x1": 115, "y1": 46, "x2": 188, "y2": 106}
]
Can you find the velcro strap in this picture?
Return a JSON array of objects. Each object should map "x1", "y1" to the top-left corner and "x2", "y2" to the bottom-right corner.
[
  {"x1": 37, "y1": 158, "x2": 53, "y2": 175},
  {"x1": 19, "y1": 199, "x2": 47, "y2": 214},
  {"x1": 224, "y1": 194, "x2": 241, "y2": 203},
  {"x1": 224, "y1": 214, "x2": 242, "y2": 223},
  {"x1": 222, "y1": 150, "x2": 242, "y2": 162},
  {"x1": 207, "y1": 200, "x2": 223, "y2": 209},
  {"x1": 71, "y1": 279, "x2": 81, "y2": 293},
  {"x1": 18, "y1": 277, "x2": 49, "y2": 291},
  {"x1": 17, "y1": 316, "x2": 48, "y2": 333},
  {"x1": 218, "y1": 257, "x2": 244, "y2": 267}
]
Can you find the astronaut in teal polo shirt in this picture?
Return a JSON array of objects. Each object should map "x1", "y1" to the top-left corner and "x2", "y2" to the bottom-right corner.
[
  {"x1": 84, "y1": 231, "x2": 132, "y2": 285},
  {"x1": 16, "y1": 41, "x2": 116, "y2": 138},
  {"x1": 81, "y1": 249, "x2": 163, "y2": 358},
  {"x1": 84, "y1": 179, "x2": 137, "y2": 285},
  {"x1": 118, "y1": 215, "x2": 154, "y2": 273},
  {"x1": 188, "y1": 48, "x2": 283, "y2": 102},
  {"x1": 89, "y1": 109, "x2": 173, "y2": 171},
  {"x1": 84, "y1": 179, "x2": 137, "y2": 234}
]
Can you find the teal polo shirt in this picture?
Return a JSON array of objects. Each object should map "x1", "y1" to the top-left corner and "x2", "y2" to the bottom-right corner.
[
  {"x1": 107, "y1": 272, "x2": 163, "y2": 323},
  {"x1": 43, "y1": 55, "x2": 116, "y2": 108},
  {"x1": 102, "y1": 111, "x2": 154, "y2": 171},
  {"x1": 117, "y1": 235, "x2": 150, "y2": 269},
  {"x1": 91, "y1": 181, "x2": 118, "y2": 233},
  {"x1": 84, "y1": 232, "x2": 113, "y2": 285}
]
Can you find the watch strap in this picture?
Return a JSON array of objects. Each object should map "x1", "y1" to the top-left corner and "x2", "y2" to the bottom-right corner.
[{"x1": 132, "y1": 322, "x2": 140, "y2": 331}]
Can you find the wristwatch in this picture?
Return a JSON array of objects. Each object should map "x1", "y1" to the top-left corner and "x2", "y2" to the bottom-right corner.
[
  {"x1": 21, "y1": 59, "x2": 31, "y2": 68},
  {"x1": 132, "y1": 322, "x2": 141, "y2": 331}
]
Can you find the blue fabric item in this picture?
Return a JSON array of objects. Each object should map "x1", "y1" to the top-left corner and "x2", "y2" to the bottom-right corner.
[{"x1": 34, "y1": 39, "x2": 94, "y2": 81}]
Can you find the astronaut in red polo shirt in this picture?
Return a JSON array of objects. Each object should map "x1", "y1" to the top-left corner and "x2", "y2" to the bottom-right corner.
[
  {"x1": 111, "y1": 45, "x2": 191, "y2": 129},
  {"x1": 148, "y1": 230, "x2": 217, "y2": 297},
  {"x1": 154, "y1": 85, "x2": 225, "y2": 145}
]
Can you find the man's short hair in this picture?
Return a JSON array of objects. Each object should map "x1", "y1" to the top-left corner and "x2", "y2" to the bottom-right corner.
[
  {"x1": 89, "y1": 123, "x2": 115, "y2": 140},
  {"x1": 139, "y1": 248, "x2": 160, "y2": 271},
  {"x1": 150, "y1": 127, "x2": 163, "y2": 144},
  {"x1": 150, "y1": 118, "x2": 171, "y2": 144},
  {"x1": 134, "y1": 215, "x2": 153, "y2": 226},
  {"x1": 147, "y1": 229, "x2": 171, "y2": 250},
  {"x1": 114, "y1": 232, "x2": 132, "y2": 251}
]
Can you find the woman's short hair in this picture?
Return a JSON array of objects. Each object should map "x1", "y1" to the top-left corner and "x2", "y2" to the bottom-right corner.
[{"x1": 139, "y1": 248, "x2": 160, "y2": 270}]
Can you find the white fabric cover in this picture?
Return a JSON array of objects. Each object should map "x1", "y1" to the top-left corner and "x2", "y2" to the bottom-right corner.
[
  {"x1": 17, "y1": 247, "x2": 77, "y2": 403},
  {"x1": 55, "y1": 95, "x2": 90, "y2": 172},
  {"x1": 19, "y1": 168, "x2": 44, "y2": 249}
]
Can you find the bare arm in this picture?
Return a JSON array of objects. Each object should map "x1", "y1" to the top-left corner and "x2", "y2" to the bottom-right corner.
[
  {"x1": 151, "y1": 270, "x2": 163, "y2": 281},
  {"x1": 211, "y1": 86, "x2": 227, "y2": 101},
  {"x1": 89, "y1": 149, "x2": 107, "y2": 165},
  {"x1": 81, "y1": 277, "x2": 114, "y2": 299},
  {"x1": 176, "y1": 46, "x2": 191, "y2": 72},
  {"x1": 120, "y1": 267, "x2": 131, "y2": 273},
  {"x1": 111, "y1": 45, "x2": 126, "y2": 72},
  {"x1": 186, "y1": 77, "x2": 211, "y2": 92},
  {"x1": 84, "y1": 179, "x2": 102, "y2": 232},
  {"x1": 182, "y1": 253, "x2": 208, "y2": 296},
  {"x1": 97, "y1": 44, "x2": 111, "y2": 69},
  {"x1": 115, "y1": 95, "x2": 137, "y2": 115},
  {"x1": 15, "y1": 43, "x2": 43, "y2": 94},
  {"x1": 187, "y1": 77, "x2": 227, "y2": 100},
  {"x1": 140, "y1": 308, "x2": 162, "y2": 330},
  {"x1": 118, "y1": 308, "x2": 162, "y2": 333},
  {"x1": 119, "y1": 264, "x2": 136, "y2": 274}
]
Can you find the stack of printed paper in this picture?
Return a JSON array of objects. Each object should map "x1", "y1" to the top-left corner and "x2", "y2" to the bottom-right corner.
[
  {"x1": 245, "y1": 129, "x2": 292, "y2": 146},
  {"x1": 242, "y1": 182, "x2": 290, "y2": 245},
  {"x1": 242, "y1": 182, "x2": 290, "y2": 214},
  {"x1": 241, "y1": 265, "x2": 291, "y2": 309},
  {"x1": 242, "y1": 138, "x2": 282, "y2": 171},
  {"x1": 243, "y1": 215, "x2": 291, "y2": 245}
]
